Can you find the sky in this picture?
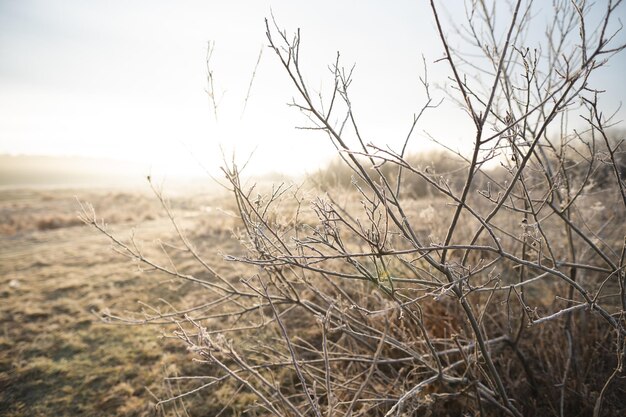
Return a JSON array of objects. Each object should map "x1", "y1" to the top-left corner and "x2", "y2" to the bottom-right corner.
[{"x1": 1, "y1": 0, "x2": 625, "y2": 178}]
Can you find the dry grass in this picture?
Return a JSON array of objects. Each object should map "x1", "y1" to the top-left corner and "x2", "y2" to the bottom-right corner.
[
  {"x1": 0, "y1": 186, "x2": 240, "y2": 417},
  {"x1": 0, "y1": 189, "x2": 160, "y2": 236},
  {"x1": 1, "y1": 181, "x2": 624, "y2": 416}
]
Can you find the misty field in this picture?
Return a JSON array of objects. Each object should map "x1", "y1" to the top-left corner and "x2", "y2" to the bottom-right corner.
[
  {"x1": 0, "y1": 186, "x2": 245, "y2": 416},
  {"x1": 0, "y1": 176, "x2": 624, "y2": 416},
  {"x1": 2, "y1": 2, "x2": 626, "y2": 414}
]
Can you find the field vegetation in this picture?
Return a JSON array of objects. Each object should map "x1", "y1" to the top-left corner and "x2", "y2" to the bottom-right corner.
[
  {"x1": 3, "y1": 1, "x2": 626, "y2": 416},
  {"x1": 0, "y1": 188, "x2": 238, "y2": 416}
]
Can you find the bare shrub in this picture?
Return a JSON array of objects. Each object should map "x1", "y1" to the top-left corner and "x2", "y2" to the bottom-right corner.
[{"x1": 83, "y1": 1, "x2": 626, "y2": 416}]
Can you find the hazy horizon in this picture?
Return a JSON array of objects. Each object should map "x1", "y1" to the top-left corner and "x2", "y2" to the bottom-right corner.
[
  {"x1": 0, "y1": 153, "x2": 303, "y2": 191},
  {"x1": 1, "y1": 1, "x2": 625, "y2": 178}
]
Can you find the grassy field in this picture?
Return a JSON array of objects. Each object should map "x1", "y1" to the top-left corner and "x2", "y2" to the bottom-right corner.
[
  {"x1": 0, "y1": 186, "x2": 242, "y2": 416},
  {"x1": 1, "y1": 182, "x2": 624, "y2": 416}
]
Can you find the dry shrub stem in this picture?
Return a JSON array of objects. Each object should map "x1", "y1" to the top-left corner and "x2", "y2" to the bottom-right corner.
[{"x1": 84, "y1": 1, "x2": 626, "y2": 416}]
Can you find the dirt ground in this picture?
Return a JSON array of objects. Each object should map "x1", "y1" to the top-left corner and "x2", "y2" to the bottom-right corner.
[{"x1": 0, "y1": 186, "x2": 241, "y2": 416}]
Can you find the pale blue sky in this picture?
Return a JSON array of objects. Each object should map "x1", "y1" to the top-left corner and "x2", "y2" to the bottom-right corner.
[{"x1": 1, "y1": 1, "x2": 624, "y2": 176}]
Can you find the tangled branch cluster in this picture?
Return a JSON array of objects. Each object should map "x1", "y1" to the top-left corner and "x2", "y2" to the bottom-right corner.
[{"x1": 83, "y1": 1, "x2": 626, "y2": 416}]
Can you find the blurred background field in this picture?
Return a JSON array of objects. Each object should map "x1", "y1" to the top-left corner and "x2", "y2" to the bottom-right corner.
[
  {"x1": 1, "y1": 147, "x2": 625, "y2": 416},
  {"x1": 0, "y1": 167, "x2": 241, "y2": 416}
]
